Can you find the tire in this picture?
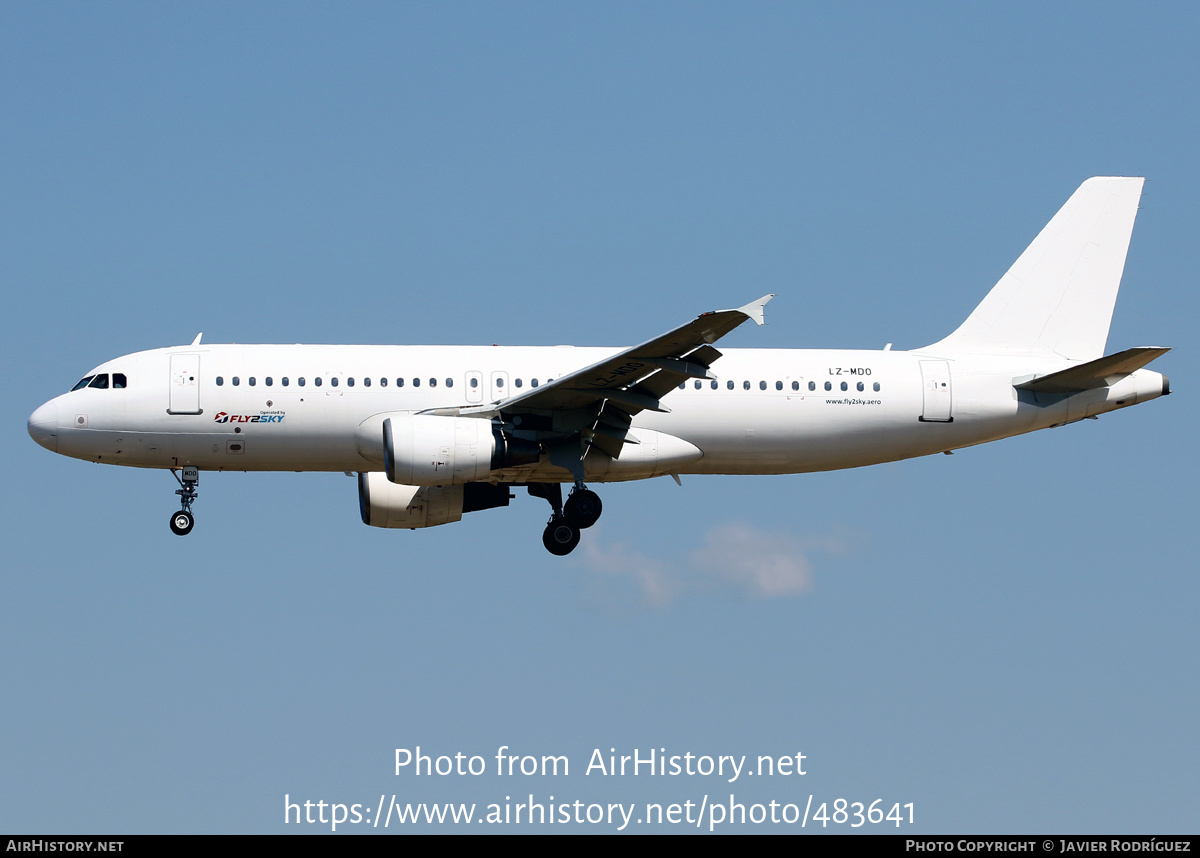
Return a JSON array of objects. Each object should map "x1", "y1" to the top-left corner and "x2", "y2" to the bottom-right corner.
[
  {"x1": 170, "y1": 510, "x2": 194, "y2": 536},
  {"x1": 563, "y1": 489, "x2": 602, "y2": 529},
  {"x1": 542, "y1": 518, "x2": 580, "y2": 556}
]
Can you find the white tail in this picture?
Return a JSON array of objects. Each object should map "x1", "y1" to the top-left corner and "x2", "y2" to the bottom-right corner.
[{"x1": 928, "y1": 177, "x2": 1144, "y2": 360}]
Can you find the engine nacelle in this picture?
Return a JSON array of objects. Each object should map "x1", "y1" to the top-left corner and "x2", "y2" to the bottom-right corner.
[
  {"x1": 358, "y1": 472, "x2": 512, "y2": 529},
  {"x1": 383, "y1": 414, "x2": 538, "y2": 486}
]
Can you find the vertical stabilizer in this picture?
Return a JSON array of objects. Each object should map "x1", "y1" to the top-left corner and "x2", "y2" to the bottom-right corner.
[{"x1": 927, "y1": 177, "x2": 1144, "y2": 360}]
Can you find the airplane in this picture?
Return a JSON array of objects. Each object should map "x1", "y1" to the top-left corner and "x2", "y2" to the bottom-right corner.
[{"x1": 27, "y1": 177, "x2": 1170, "y2": 556}]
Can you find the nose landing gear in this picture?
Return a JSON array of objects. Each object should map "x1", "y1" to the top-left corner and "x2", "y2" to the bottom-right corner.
[{"x1": 170, "y1": 466, "x2": 199, "y2": 536}]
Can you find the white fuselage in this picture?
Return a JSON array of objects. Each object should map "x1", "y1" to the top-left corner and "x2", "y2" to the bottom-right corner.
[{"x1": 28, "y1": 342, "x2": 1168, "y2": 482}]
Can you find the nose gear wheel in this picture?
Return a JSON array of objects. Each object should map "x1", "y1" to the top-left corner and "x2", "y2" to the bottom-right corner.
[{"x1": 170, "y1": 467, "x2": 199, "y2": 536}]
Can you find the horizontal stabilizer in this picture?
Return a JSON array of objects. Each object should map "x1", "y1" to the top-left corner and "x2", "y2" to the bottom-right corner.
[{"x1": 1014, "y1": 347, "x2": 1170, "y2": 393}]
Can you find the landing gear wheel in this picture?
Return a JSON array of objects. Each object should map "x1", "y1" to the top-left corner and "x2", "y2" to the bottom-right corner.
[
  {"x1": 170, "y1": 467, "x2": 200, "y2": 535},
  {"x1": 564, "y1": 489, "x2": 602, "y2": 529},
  {"x1": 170, "y1": 510, "x2": 194, "y2": 536},
  {"x1": 542, "y1": 517, "x2": 580, "y2": 556}
]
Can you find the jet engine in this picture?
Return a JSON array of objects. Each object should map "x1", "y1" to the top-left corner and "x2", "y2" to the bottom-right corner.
[
  {"x1": 383, "y1": 414, "x2": 539, "y2": 486},
  {"x1": 358, "y1": 472, "x2": 512, "y2": 529}
]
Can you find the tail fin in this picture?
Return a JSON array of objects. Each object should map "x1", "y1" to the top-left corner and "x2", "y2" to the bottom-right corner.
[{"x1": 927, "y1": 177, "x2": 1144, "y2": 360}]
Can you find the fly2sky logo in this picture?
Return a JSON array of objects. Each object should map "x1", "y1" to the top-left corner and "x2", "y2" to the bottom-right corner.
[{"x1": 214, "y1": 411, "x2": 286, "y2": 424}]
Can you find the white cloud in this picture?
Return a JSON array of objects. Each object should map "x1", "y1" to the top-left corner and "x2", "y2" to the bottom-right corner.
[
  {"x1": 576, "y1": 522, "x2": 848, "y2": 604},
  {"x1": 690, "y1": 522, "x2": 815, "y2": 597},
  {"x1": 577, "y1": 533, "x2": 680, "y2": 606}
]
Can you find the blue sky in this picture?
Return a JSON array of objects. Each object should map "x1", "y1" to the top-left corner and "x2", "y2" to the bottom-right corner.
[{"x1": 2, "y1": 2, "x2": 1196, "y2": 833}]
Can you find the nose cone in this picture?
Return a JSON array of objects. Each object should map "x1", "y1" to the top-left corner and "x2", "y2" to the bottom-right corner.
[{"x1": 28, "y1": 400, "x2": 59, "y2": 453}]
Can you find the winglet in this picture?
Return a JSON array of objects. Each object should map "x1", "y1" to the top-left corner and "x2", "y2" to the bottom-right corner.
[
  {"x1": 191, "y1": 332, "x2": 203, "y2": 346},
  {"x1": 737, "y1": 294, "x2": 774, "y2": 326}
]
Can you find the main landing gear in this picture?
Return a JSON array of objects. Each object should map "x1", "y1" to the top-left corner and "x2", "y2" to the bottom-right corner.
[
  {"x1": 169, "y1": 466, "x2": 199, "y2": 536},
  {"x1": 529, "y1": 481, "x2": 603, "y2": 556}
]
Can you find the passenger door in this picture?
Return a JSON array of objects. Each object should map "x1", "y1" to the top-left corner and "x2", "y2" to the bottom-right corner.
[
  {"x1": 919, "y1": 360, "x2": 953, "y2": 422},
  {"x1": 168, "y1": 354, "x2": 202, "y2": 415}
]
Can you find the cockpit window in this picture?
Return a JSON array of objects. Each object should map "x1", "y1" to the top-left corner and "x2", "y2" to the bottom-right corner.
[{"x1": 71, "y1": 373, "x2": 125, "y2": 391}]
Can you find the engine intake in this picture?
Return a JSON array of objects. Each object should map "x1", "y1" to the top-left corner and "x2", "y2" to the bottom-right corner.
[{"x1": 358, "y1": 472, "x2": 511, "y2": 529}]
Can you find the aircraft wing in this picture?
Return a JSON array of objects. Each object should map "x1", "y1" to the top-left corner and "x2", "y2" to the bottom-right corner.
[
  {"x1": 432, "y1": 294, "x2": 773, "y2": 460},
  {"x1": 501, "y1": 293, "x2": 773, "y2": 414}
]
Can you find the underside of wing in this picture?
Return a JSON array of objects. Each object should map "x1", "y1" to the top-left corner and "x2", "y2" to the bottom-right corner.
[
  {"x1": 501, "y1": 293, "x2": 773, "y2": 413},
  {"x1": 425, "y1": 294, "x2": 774, "y2": 471}
]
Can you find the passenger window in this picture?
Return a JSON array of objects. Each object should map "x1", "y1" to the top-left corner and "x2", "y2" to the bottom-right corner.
[
  {"x1": 531, "y1": 379, "x2": 539, "y2": 388},
  {"x1": 743, "y1": 381, "x2": 751, "y2": 390},
  {"x1": 314, "y1": 377, "x2": 322, "y2": 387},
  {"x1": 282, "y1": 377, "x2": 289, "y2": 387},
  {"x1": 841, "y1": 381, "x2": 848, "y2": 391},
  {"x1": 776, "y1": 381, "x2": 783, "y2": 391},
  {"x1": 89, "y1": 374, "x2": 109, "y2": 389},
  {"x1": 824, "y1": 381, "x2": 832, "y2": 391},
  {"x1": 112, "y1": 373, "x2": 127, "y2": 389},
  {"x1": 694, "y1": 380, "x2": 702, "y2": 390},
  {"x1": 711, "y1": 380, "x2": 718, "y2": 390},
  {"x1": 679, "y1": 383, "x2": 685, "y2": 390},
  {"x1": 515, "y1": 379, "x2": 523, "y2": 388},
  {"x1": 470, "y1": 377, "x2": 479, "y2": 388},
  {"x1": 347, "y1": 377, "x2": 354, "y2": 387},
  {"x1": 791, "y1": 381, "x2": 799, "y2": 391},
  {"x1": 446, "y1": 378, "x2": 453, "y2": 388},
  {"x1": 249, "y1": 377, "x2": 256, "y2": 386},
  {"x1": 873, "y1": 382, "x2": 880, "y2": 392},
  {"x1": 397, "y1": 378, "x2": 404, "y2": 388},
  {"x1": 265, "y1": 377, "x2": 273, "y2": 386},
  {"x1": 429, "y1": 378, "x2": 437, "y2": 388},
  {"x1": 363, "y1": 377, "x2": 370, "y2": 387},
  {"x1": 215, "y1": 376, "x2": 224, "y2": 387},
  {"x1": 380, "y1": 378, "x2": 387, "y2": 387},
  {"x1": 495, "y1": 378, "x2": 504, "y2": 388},
  {"x1": 413, "y1": 378, "x2": 420, "y2": 387},
  {"x1": 298, "y1": 377, "x2": 305, "y2": 387},
  {"x1": 727, "y1": 380, "x2": 734, "y2": 390},
  {"x1": 330, "y1": 377, "x2": 338, "y2": 387},
  {"x1": 808, "y1": 381, "x2": 816, "y2": 391},
  {"x1": 857, "y1": 382, "x2": 864, "y2": 391},
  {"x1": 232, "y1": 377, "x2": 240, "y2": 386}
]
